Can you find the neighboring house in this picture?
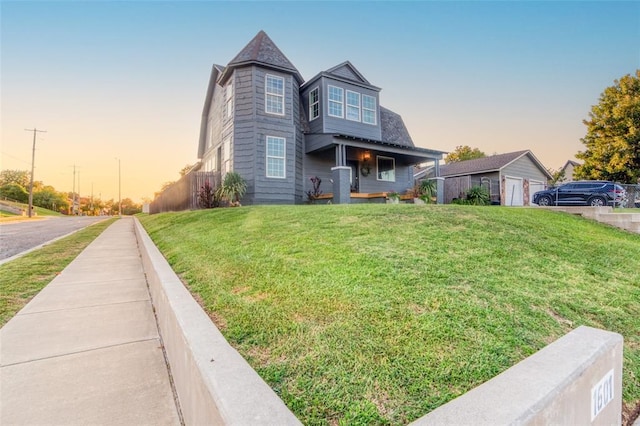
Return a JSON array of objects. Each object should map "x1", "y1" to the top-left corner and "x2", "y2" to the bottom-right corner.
[
  {"x1": 560, "y1": 160, "x2": 580, "y2": 182},
  {"x1": 194, "y1": 30, "x2": 446, "y2": 204},
  {"x1": 440, "y1": 150, "x2": 551, "y2": 206}
]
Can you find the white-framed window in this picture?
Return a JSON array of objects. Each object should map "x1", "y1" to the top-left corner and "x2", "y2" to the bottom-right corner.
[
  {"x1": 309, "y1": 87, "x2": 319, "y2": 120},
  {"x1": 225, "y1": 80, "x2": 234, "y2": 118},
  {"x1": 377, "y1": 156, "x2": 395, "y2": 182},
  {"x1": 266, "y1": 136, "x2": 286, "y2": 178},
  {"x1": 362, "y1": 94, "x2": 377, "y2": 125},
  {"x1": 265, "y1": 74, "x2": 284, "y2": 115},
  {"x1": 328, "y1": 85, "x2": 344, "y2": 118},
  {"x1": 346, "y1": 90, "x2": 361, "y2": 121}
]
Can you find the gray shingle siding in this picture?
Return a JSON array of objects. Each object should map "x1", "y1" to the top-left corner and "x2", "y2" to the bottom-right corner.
[
  {"x1": 194, "y1": 31, "x2": 445, "y2": 206},
  {"x1": 502, "y1": 156, "x2": 548, "y2": 183}
]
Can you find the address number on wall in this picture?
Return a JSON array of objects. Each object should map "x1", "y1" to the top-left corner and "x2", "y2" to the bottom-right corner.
[{"x1": 591, "y1": 369, "x2": 614, "y2": 421}]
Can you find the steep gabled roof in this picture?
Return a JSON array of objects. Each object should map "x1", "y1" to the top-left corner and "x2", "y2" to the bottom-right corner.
[
  {"x1": 380, "y1": 106, "x2": 414, "y2": 148},
  {"x1": 325, "y1": 61, "x2": 370, "y2": 85},
  {"x1": 440, "y1": 150, "x2": 552, "y2": 179},
  {"x1": 301, "y1": 61, "x2": 381, "y2": 92},
  {"x1": 220, "y1": 30, "x2": 303, "y2": 84}
]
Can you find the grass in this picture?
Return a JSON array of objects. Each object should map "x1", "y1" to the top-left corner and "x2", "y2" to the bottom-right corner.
[
  {"x1": 138, "y1": 205, "x2": 640, "y2": 425},
  {"x1": 0, "y1": 218, "x2": 117, "y2": 326},
  {"x1": 0, "y1": 200, "x2": 62, "y2": 222}
]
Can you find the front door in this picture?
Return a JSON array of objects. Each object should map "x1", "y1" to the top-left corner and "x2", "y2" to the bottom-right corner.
[{"x1": 347, "y1": 160, "x2": 359, "y2": 192}]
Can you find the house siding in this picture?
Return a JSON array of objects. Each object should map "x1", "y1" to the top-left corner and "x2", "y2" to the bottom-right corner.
[
  {"x1": 237, "y1": 66, "x2": 301, "y2": 204},
  {"x1": 501, "y1": 155, "x2": 549, "y2": 206},
  {"x1": 321, "y1": 79, "x2": 381, "y2": 140},
  {"x1": 201, "y1": 82, "x2": 225, "y2": 170}
]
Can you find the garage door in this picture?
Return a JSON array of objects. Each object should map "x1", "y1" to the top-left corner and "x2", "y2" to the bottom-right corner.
[
  {"x1": 529, "y1": 180, "x2": 545, "y2": 205},
  {"x1": 505, "y1": 177, "x2": 523, "y2": 206}
]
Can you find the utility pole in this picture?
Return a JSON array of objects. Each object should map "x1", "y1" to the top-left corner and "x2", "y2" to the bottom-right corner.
[
  {"x1": 25, "y1": 128, "x2": 47, "y2": 218},
  {"x1": 72, "y1": 165, "x2": 76, "y2": 215}
]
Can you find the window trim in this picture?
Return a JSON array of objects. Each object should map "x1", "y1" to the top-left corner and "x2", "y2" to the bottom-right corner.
[
  {"x1": 265, "y1": 74, "x2": 285, "y2": 116},
  {"x1": 362, "y1": 94, "x2": 377, "y2": 125},
  {"x1": 328, "y1": 85, "x2": 344, "y2": 118},
  {"x1": 309, "y1": 87, "x2": 319, "y2": 121},
  {"x1": 376, "y1": 155, "x2": 395, "y2": 182},
  {"x1": 266, "y1": 135, "x2": 286, "y2": 179},
  {"x1": 346, "y1": 90, "x2": 361, "y2": 122},
  {"x1": 225, "y1": 80, "x2": 234, "y2": 119}
]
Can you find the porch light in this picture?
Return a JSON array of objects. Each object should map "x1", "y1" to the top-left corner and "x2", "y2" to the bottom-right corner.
[{"x1": 363, "y1": 151, "x2": 371, "y2": 161}]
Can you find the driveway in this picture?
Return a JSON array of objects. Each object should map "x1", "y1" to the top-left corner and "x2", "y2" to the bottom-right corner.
[{"x1": 0, "y1": 216, "x2": 110, "y2": 262}]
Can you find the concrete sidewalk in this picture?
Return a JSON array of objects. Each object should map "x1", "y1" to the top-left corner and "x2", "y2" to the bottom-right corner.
[{"x1": 0, "y1": 217, "x2": 181, "y2": 425}]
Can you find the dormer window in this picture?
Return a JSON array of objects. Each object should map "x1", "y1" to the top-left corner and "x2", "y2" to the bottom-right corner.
[
  {"x1": 363, "y1": 94, "x2": 377, "y2": 125},
  {"x1": 309, "y1": 87, "x2": 319, "y2": 120},
  {"x1": 328, "y1": 85, "x2": 344, "y2": 118},
  {"x1": 265, "y1": 74, "x2": 284, "y2": 115},
  {"x1": 346, "y1": 91, "x2": 361, "y2": 122}
]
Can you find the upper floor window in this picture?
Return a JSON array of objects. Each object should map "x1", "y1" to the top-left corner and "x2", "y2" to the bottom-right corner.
[
  {"x1": 225, "y1": 81, "x2": 234, "y2": 118},
  {"x1": 328, "y1": 85, "x2": 344, "y2": 118},
  {"x1": 346, "y1": 91, "x2": 361, "y2": 121},
  {"x1": 265, "y1": 74, "x2": 284, "y2": 115},
  {"x1": 377, "y1": 156, "x2": 395, "y2": 182},
  {"x1": 362, "y1": 94, "x2": 377, "y2": 125},
  {"x1": 266, "y1": 136, "x2": 286, "y2": 178},
  {"x1": 309, "y1": 87, "x2": 319, "y2": 120}
]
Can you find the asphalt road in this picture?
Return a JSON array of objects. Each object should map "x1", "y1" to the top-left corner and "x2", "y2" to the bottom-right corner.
[{"x1": 0, "y1": 216, "x2": 110, "y2": 261}]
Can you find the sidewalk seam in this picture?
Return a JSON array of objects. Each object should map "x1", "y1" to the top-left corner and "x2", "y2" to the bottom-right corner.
[
  {"x1": 0, "y1": 337, "x2": 161, "y2": 368},
  {"x1": 16, "y1": 298, "x2": 152, "y2": 316}
]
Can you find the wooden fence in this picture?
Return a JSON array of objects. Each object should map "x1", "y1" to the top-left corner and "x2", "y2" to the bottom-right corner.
[{"x1": 150, "y1": 171, "x2": 220, "y2": 214}]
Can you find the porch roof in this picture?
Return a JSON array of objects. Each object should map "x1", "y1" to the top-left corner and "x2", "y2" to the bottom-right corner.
[{"x1": 306, "y1": 133, "x2": 446, "y2": 162}]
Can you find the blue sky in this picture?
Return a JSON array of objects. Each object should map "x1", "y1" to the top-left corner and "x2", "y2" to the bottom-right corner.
[{"x1": 2, "y1": 1, "x2": 639, "y2": 202}]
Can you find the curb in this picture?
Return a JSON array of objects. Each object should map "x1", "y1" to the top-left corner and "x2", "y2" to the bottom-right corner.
[{"x1": 133, "y1": 218, "x2": 301, "y2": 425}]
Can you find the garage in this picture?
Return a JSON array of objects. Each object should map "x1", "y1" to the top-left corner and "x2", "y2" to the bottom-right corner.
[{"x1": 505, "y1": 176, "x2": 524, "y2": 206}]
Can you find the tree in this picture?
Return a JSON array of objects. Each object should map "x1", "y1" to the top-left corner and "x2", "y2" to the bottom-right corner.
[
  {"x1": 0, "y1": 183, "x2": 29, "y2": 203},
  {"x1": 575, "y1": 70, "x2": 640, "y2": 184},
  {"x1": 547, "y1": 168, "x2": 566, "y2": 187},
  {"x1": 446, "y1": 145, "x2": 486, "y2": 163},
  {"x1": 0, "y1": 170, "x2": 30, "y2": 188},
  {"x1": 33, "y1": 186, "x2": 69, "y2": 212},
  {"x1": 179, "y1": 164, "x2": 195, "y2": 177}
]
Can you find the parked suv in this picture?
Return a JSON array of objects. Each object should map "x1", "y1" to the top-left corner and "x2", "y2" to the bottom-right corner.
[{"x1": 533, "y1": 181, "x2": 627, "y2": 207}]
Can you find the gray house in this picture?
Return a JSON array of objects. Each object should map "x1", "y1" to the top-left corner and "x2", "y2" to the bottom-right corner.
[
  {"x1": 440, "y1": 150, "x2": 551, "y2": 206},
  {"x1": 195, "y1": 30, "x2": 445, "y2": 204}
]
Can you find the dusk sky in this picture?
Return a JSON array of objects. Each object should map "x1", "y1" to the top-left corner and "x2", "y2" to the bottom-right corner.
[{"x1": 2, "y1": 1, "x2": 639, "y2": 202}]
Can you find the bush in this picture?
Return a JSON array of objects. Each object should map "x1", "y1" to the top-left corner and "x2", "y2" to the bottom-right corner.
[
  {"x1": 465, "y1": 186, "x2": 490, "y2": 205},
  {"x1": 0, "y1": 183, "x2": 28, "y2": 203},
  {"x1": 220, "y1": 172, "x2": 247, "y2": 206},
  {"x1": 198, "y1": 180, "x2": 221, "y2": 208}
]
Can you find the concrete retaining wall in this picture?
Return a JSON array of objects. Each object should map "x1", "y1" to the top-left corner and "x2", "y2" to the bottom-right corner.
[
  {"x1": 133, "y1": 218, "x2": 301, "y2": 425},
  {"x1": 411, "y1": 326, "x2": 623, "y2": 425},
  {"x1": 545, "y1": 206, "x2": 640, "y2": 233}
]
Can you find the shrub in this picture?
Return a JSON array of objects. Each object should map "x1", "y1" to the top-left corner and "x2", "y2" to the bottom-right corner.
[
  {"x1": 220, "y1": 172, "x2": 247, "y2": 206},
  {"x1": 198, "y1": 180, "x2": 221, "y2": 208},
  {"x1": 465, "y1": 185, "x2": 490, "y2": 205}
]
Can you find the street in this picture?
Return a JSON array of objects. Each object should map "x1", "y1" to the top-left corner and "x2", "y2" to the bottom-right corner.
[{"x1": 0, "y1": 216, "x2": 110, "y2": 261}]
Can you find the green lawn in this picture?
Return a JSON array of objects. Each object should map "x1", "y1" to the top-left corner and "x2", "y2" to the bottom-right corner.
[
  {"x1": 139, "y1": 205, "x2": 640, "y2": 425},
  {"x1": 0, "y1": 218, "x2": 117, "y2": 326},
  {"x1": 0, "y1": 200, "x2": 62, "y2": 221}
]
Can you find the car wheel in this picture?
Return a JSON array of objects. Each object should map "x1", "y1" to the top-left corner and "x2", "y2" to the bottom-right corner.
[
  {"x1": 589, "y1": 196, "x2": 607, "y2": 207},
  {"x1": 537, "y1": 195, "x2": 552, "y2": 206}
]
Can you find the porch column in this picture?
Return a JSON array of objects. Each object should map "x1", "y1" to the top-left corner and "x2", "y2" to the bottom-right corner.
[
  {"x1": 332, "y1": 166, "x2": 351, "y2": 204},
  {"x1": 334, "y1": 144, "x2": 347, "y2": 167},
  {"x1": 434, "y1": 177, "x2": 445, "y2": 204}
]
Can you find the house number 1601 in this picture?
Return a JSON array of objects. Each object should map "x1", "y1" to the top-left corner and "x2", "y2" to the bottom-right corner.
[{"x1": 591, "y1": 369, "x2": 614, "y2": 421}]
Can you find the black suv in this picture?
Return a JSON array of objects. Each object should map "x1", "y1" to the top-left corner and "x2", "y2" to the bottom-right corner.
[{"x1": 533, "y1": 181, "x2": 627, "y2": 207}]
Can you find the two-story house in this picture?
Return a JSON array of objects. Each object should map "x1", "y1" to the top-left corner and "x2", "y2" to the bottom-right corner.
[{"x1": 196, "y1": 30, "x2": 445, "y2": 204}]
